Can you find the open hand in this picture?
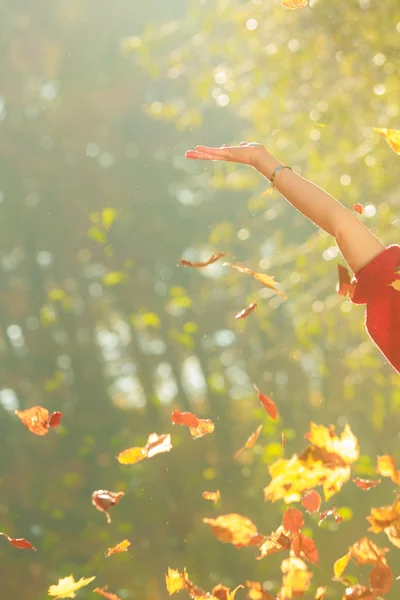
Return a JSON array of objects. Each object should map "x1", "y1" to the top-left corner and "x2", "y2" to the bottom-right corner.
[{"x1": 185, "y1": 141, "x2": 269, "y2": 170}]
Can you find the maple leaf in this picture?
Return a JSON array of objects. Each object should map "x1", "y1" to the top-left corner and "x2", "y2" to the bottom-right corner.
[
  {"x1": 302, "y1": 490, "x2": 321, "y2": 513},
  {"x1": 254, "y1": 384, "x2": 278, "y2": 420},
  {"x1": 0, "y1": 532, "x2": 37, "y2": 551},
  {"x1": 337, "y1": 264, "x2": 355, "y2": 298},
  {"x1": 224, "y1": 262, "x2": 287, "y2": 299},
  {"x1": 48, "y1": 575, "x2": 95, "y2": 599},
  {"x1": 374, "y1": 127, "x2": 400, "y2": 154},
  {"x1": 235, "y1": 302, "x2": 257, "y2": 320},
  {"x1": 367, "y1": 498, "x2": 400, "y2": 548},
  {"x1": 353, "y1": 478, "x2": 381, "y2": 491},
  {"x1": 117, "y1": 432, "x2": 172, "y2": 464},
  {"x1": 282, "y1": 0, "x2": 308, "y2": 8},
  {"x1": 94, "y1": 587, "x2": 122, "y2": 600},
  {"x1": 91, "y1": 490, "x2": 124, "y2": 524},
  {"x1": 105, "y1": 539, "x2": 131, "y2": 557},
  {"x1": 180, "y1": 252, "x2": 228, "y2": 268},
  {"x1": 234, "y1": 425, "x2": 262, "y2": 459},
  {"x1": 15, "y1": 406, "x2": 62, "y2": 436},
  {"x1": 202, "y1": 490, "x2": 221, "y2": 504},
  {"x1": 376, "y1": 454, "x2": 400, "y2": 484},
  {"x1": 279, "y1": 557, "x2": 313, "y2": 599},
  {"x1": 203, "y1": 513, "x2": 263, "y2": 548}
]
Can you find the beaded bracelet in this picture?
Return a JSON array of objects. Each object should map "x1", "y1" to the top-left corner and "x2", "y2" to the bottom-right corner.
[{"x1": 270, "y1": 165, "x2": 292, "y2": 188}]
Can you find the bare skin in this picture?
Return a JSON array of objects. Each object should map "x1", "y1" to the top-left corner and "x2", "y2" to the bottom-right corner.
[{"x1": 185, "y1": 142, "x2": 385, "y2": 274}]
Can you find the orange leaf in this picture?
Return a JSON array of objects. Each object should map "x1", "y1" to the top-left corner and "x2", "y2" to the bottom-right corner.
[
  {"x1": 302, "y1": 490, "x2": 321, "y2": 513},
  {"x1": 235, "y1": 302, "x2": 257, "y2": 320},
  {"x1": 337, "y1": 264, "x2": 355, "y2": 298},
  {"x1": 245, "y1": 581, "x2": 275, "y2": 600},
  {"x1": 234, "y1": 425, "x2": 262, "y2": 459},
  {"x1": 353, "y1": 203, "x2": 363, "y2": 214},
  {"x1": 166, "y1": 568, "x2": 188, "y2": 595},
  {"x1": 376, "y1": 454, "x2": 400, "y2": 485},
  {"x1": 282, "y1": 508, "x2": 304, "y2": 534},
  {"x1": 292, "y1": 533, "x2": 319, "y2": 565},
  {"x1": 180, "y1": 252, "x2": 228, "y2": 268},
  {"x1": 257, "y1": 526, "x2": 291, "y2": 559},
  {"x1": 91, "y1": 490, "x2": 124, "y2": 524},
  {"x1": 254, "y1": 384, "x2": 278, "y2": 420},
  {"x1": 282, "y1": 0, "x2": 308, "y2": 8},
  {"x1": 105, "y1": 539, "x2": 131, "y2": 557},
  {"x1": 15, "y1": 406, "x2": 61, "y2": 436},
  {"x1": 202, "y1": 490, "x2": 221, "y2": 504},
  {"x1": 367, "y1": 498, "x2": 400, "y2": 548},
  {"x1": 353, "y1": 478, "x2": 381, "y2": 491},
  {"x1": 203, "y1": 513, "x2": 263, "y2": 548},
  {"x1": 0, "y1": 532, "x2": 37, "y2": 551},
  {"x1": 189, "y1": 418, "x2": 215, "y2": 439},
  {"x1": 172, "y1": 410, "x2": 199, "y2": 428},
  {"x1": 94, "y1": 587, "x2": 122, "y2": 600},
  {"x1": 224, "y1": 262, "x2": 287, "y2": 299},
  {"x1": 369, "y1": 562, "x2": 393, "y2": 596},
  {"x1": 374, "y1": 127, "x2": 400, "y2": 154}
]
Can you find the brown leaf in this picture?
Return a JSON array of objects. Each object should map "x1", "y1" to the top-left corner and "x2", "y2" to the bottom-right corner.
[
  {"x1": 172, "y1": 409, "x2": 200, "y2": 428},
  {"x1": 353, "y1": 478, "x2": 381, "y2": 491},
  {"x1": 202, "y1": 490, "x2": 221, "y2": 504},
  {"x1": 15, "y1": 406, "x2": 61, "y2": 436},
  {"x1": 180, "y1": 252, "x2": 228, "y2": 268},
  {"x1": 0, "y1": 532, "x2": 37, "y2": 551},
  {"x1": 292, "y1": 533, "x2": 319, "y2": 565},
  {"x1": 48, "y1": 411, "x2": 63, "y2": 428},
  {"x1": 337, "y1": 264, "x2": 355, "y2": 298},
  {"x1": 254, "y1": 384, "x2": 278, "y2": 420},
  {"x1": 91, "y1": 490, "x2": 124, "y2": 524},
  {"x1": 282, "y1": 508, "x2": 304, "y2": 534},
  {"x1": 224, "y1": 262, "x2": 287, "y2": 299},
  {"x1": 234, "y1": 425, "x2": 262, "y2": 459},
  {"x1": 203, "y1": 513, "x2": 263, "y2": 548},
  {"x1": 235, "y1": 302, "x2": 257, "y2": 320},
  {"x1": 94, "y1": 587, "x2": 122, "y2": 600},
  {"x1": 105, "y1": 539, "x2": 131, "y2": 557},
  {"x1": 376, "y1": 454, "x2": 400, "y2": 485},
  {"x1": 369, "y1": 562, "x2": 393, "y2": 596},
  {"x1": 302, "y1": 490, "x2": 322, "y2": 513}
]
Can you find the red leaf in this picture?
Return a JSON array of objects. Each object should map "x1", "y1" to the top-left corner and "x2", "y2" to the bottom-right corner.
[
  {"x1": 180, "y1": 252, "x2": 228, "y2": 268},
  {"x1": 353, "y1": 477, "x2": 381, "y2": 491},
  {"x1": 302, "y1": 490, "x2": 322, "y2": 513},
  {"x1": 254, "y1": 384, "x2": 278, "y2": 420},
  {"x1": 235, "y1": 302, "x2": 257, "y2": 320},
  {"x1": 337, "y1": 264, "x2": 355, "y2": 298},
  {"x1": 171, "y1": 410, "x2": 200, "y2": 428},
  {"x1": 282, "y1": 508, "x2": 304, "y2": 534},
  {"x1": 292, "y1": 533, "x2": 319, "y2": 565},
  {"x1": 353, "y1": 203, "x2": 363, "y2": 215},
  {"x1": 0, "y1": 532, "x2": 37, "y2": 551},
  {"x1": 48, "y1": 411, "x2": 63, "y2": 428},
  {"x1": 369, "y1": 562, "x2": 393, "y2": 596}
]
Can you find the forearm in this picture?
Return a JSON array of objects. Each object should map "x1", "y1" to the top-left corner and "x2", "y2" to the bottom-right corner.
[{"x1": 256, "y1": 154, "x2": 386, "y2": 273}]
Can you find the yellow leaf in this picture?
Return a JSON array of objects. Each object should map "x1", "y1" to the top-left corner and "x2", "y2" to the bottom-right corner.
[
  {"x1": 88, "y1": 226, "x2": 106, "y2": 245},
  {"x1": 165, "y1": 568, "x2": 188, "y2": 595},
  {"x1": 333, "y1": 553, "x2": 350, "y2": 579},
  {"x1": 48, "y1": 575, "x2": 95, "y2": 599},
  {"x1": 306, "y1": 423, "x2": 359, "y2": 464},
  {"x1": 224, "y1": 262, "x2": 287, "y2": 299},
  {"x1": 390, "y1": 280, "x2": 400, "y2": 292},
  {"x1": 117, "y1": 446, "x2": 148, "y2": 465},
  {"x1": 377, "y1": 454, "x2": 400, "y2": 484},
  {"x1": 102, "y1": 207, "x2": 117, "y2": 230},
  {"x1": 374, "y1": 128, "x2": 400, "y2": 154}
]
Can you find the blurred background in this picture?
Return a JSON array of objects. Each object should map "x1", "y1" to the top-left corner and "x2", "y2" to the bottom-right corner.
[{"x1": 0, "y1": 0, "x2": 399, "y2": 597}]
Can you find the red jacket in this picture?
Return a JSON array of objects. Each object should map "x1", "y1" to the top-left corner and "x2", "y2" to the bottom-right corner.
[{"x1": 351, "y1": 244, "x2": 400, "y2": 374}]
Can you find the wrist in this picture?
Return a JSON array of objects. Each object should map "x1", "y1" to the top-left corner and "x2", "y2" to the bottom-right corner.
[{"x1": 254, "y1": 152, "x2": 283, "y2": 181}]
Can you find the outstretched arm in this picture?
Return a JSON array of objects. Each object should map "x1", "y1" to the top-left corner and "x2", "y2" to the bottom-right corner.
[{"x1": 186, "y1": 143, "x2": 386, "y2": 274}]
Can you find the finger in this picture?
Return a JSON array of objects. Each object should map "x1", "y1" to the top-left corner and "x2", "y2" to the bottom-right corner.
[
  {"x1": 239, "y1": 141, "x2": 248, "y2": 146},
  {"x1": 185, "y1": 151, "x2": 218, "y2": 160}
]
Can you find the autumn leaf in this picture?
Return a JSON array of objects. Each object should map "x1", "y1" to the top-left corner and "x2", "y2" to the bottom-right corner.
[
  {"x1": 117, "y1": 446, "x2": 148, "y2": 465},
  {"x1": 302, "y1": 490, "x2": 322, "y2": 513},
  {"x1": 48, "y1": 575, "x2": 95, "y2": 598},
  {"x1": 234, "y1": 425, "x2": 262, "y2": 459},
  {"x1": 245, "y1": 581, "x2": 275, "y2": 600},
  {"x1": 315, "y1": 587, "x2": 327, "y2": 600},
  {"x1": 282, "y1": 0, "x2": 308, "y2": 9},
  {"x1": 94, "y1": 587, "x2": 122, "y2": 600},
  {"x1": 342, "y1": 584, "x2": 375, "y2": 599},
  {"x1": 117, "y1": 432, "x2": 172, "y2": 464},
  {"x1": 349, "y1": 537, "x2": 388, "y2": 566},
  {"x1": 105, "y1": 539, "x2": 131, "y2": 557},
  {"x1": 353, "y1": 203, "x2": 363, "y2": 215},
  {"x1": 212, "y1": 584, "x2": 243, "y2": 600},
  {"x1": 337, "y1": 264, "x2": 355, "y2": 298},
  {"x1": 281, "y1": 432, "x2": 286, "y2": 448},
  {"x1": 334, "y1": 553, "x2": 351, "y2": 579},
  {"x1": 203, "y1": 513, "x2": 263, "y2": 548},
  {"x1": 390, "y1": 279, "x2": 400, "y2": 291},
  {"x1": 202, "y1": 490, "x2": 221, "y2": 504},
  {"x1": 279, "y1": 557, "x2": 313, "y2": 599},
  {"x1": 224, "y1": 262, "x2": 287, "y2": 299},
  {"x1": 367, "y1": 498, "x2": 400, "y2": 548},
  {"x1": 180, "y1": 252, "x2": 228, "y2": 268},
  {"x1": 235, "y1": 302, "x2": 257, "y2": 320},
  {"x1": 376, "y1": 454, "x2": 400, "y2": 485},
  {"x1": 254, "y1": 384, "x2": 278, "y2": 420},
  {"x1": 172, "y1": 410, "x2": 199, "y2": 428},
  {"x1": 15, "y1": 406, "x2": 62, "y2": 436},
  {"x1": 0, "y1": 532, "x2": 37, "y2": 551},
  {"x1": 257, "y1": 526, "x2": 291, "y2": 559},
  {"x1": 369, "y1": 562, "x2": 393, "y2": 596},
  {"x1": 319, "y1": 507, "x2": 343, "y2": 525},
  {"x1": 374, "y1": 127, "x2": 400, "y2": 154},
  {"x1": 166, "y1": 568, "x2": 188, "y2": 595},
  {"x1": 282, "y1": 508, "x2": 304, "y2": 534},
  {"x1": 91, "y1": 490, "x2": 124, "y2": 524},
  {"x1": 189, "y1": 419, "x2": 215, "y2": 439},
  {"x1": 353, "y1": 478, "x2": 381, "y2": 490},
  {"x1": 292, "y1": 533, "x2": 319, "y2": 565},
  {"x1": 165, "y1": 568, "x2": 240, "y2": 600}
]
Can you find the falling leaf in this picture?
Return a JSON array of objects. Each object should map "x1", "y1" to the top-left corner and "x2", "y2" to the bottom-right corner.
[
  {"x1": 337, "y1": 264, "x2": 355, "y2": 298},
  {"x1": 235, "y1": 302, "x2": 257, "y2": 320},
  {"x1": 376, "y1": 455, "x2": 400, "y2": 485},
  {"x1": 349, "y1": 536, "x2": 388, "y2": 566},
  {"x1": 224, "y1": 262, "x2": 287, "y2": 299},
  {"x1": 91, "y1": 490, "x2": 124, "y2": 524},
  {"x1": 353, "y1": 478, "x2": 382, "y2": 491},
  {"x1": 172, "y1": 410, "x2": 200, "y2": 428},
  {"x1": 118, "y1": 432, "x2": 172, "y2": 464},
  {"x1": 202, "y1": 490, "x2": 221, "y2": 504},
  {"x1": 367, "y1": 498, "x2": 400, "y2": 548},
  {"x1": 390, "y1": 279, "x2": 400, "y2": 291},
  {"x1": 343, "y1": 584, "x2": 375, "y2": 599},
  {"x1": 374, "y1": 127, "x2": 400, "y2": 154},
  {"x1": 245, "y1": 581, "x2": 275, "y2": 600},
  {"x1": 334, "y1": 553, "x2": 351, "y2": 579},
  {"x1": 282, "y1": 508, "x2": 304, "y2": 534},
  {"x1": 302, "y1": 490, "x2": 322, "y2": 513},
  {"x1": 369, "y1": 562, "x2": 393, "y2": 596},
  {"x1": 279, "y1": 557, "x2": 313, "y2": 600},
  {"x1": 234, "y1": 425, "x2": 262, "y2": 459},
  {"x1": 257, "y1": 526, "x2": 291, "y2": 559},
  {"x1": 315, "y1": 587, "x2": 327, "y2": 600},
  {"x1": 166, "y1": 568, "x2": 188, "y2": 595},
  {"x1": 180, "y1": 252, "x2": 228, "y2": 268},
  {"x1": 262, "y1": 188, "x2": 273, "y2": 197},
  {"x1": 282, "y1": 0, "x2": 308, "y2": 8},
  {"x1": 292, "y1": 533, "x2": 319, "y2": 565},
  {"x1": 254, "y1": 384, "x2": 278, "y2": 420},
  {"x1": 203, "y1": 513, "x2": 263, "y2": 548},
  {"x1": 165, "y1": 568, "x2": 240, "y2": 600},
  {"x1": 281, "y1": 432, "x2": 286, "y2": 448},
  {"x1": 15, "y1": 406, "x2": 62, "y2": 436},
  {"x1": 105, "y1": 539, "x2": 131, "y2": 557},
  {"x1": 353, "y1": 203, "x2": 363, "y2": 214},
  {"x1": 0, "y1": 532, "x2": 37, "y2": 551},
  {"x1": 94, "y1": 587, "x2": 122, "y2": 600},
  {"x1": 319, "y1": 507, "x2": 343, "y2": 526},
  {"x1": 305, "y1": 423, "x2": 359, "y2": 464},
  {"x1": 48, "y1": 575, "x2": 96, "y2": 598},
  {"x1": 189, "y1": 419, "x2": 215, "y2": 439}
]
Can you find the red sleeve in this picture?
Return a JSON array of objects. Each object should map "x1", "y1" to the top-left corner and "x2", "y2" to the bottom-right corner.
[{"x1": 351, "y1": 244, "x2": 400, "y2": 374}]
